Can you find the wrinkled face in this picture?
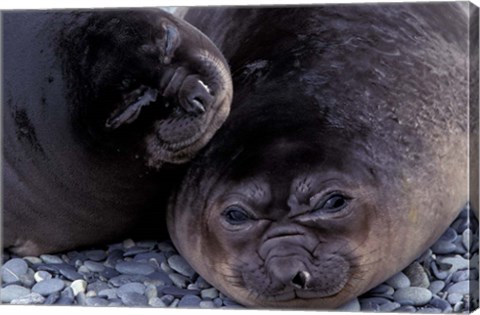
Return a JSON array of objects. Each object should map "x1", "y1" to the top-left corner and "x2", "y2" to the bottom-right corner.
[{"x1": 169, "y1": 138, "x2": 393, "y2": 308}]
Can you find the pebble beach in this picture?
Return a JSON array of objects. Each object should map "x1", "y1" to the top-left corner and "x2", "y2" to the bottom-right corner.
[{"x1": 1, "y1": 206, "x2": 478, "y2": 312}]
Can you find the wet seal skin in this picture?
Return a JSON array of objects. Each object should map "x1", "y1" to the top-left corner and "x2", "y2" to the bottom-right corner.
[
  {"x1": 3, "y1": 9, "x2": 232, "y2": 255},
  {"x1": 168, "y1": 3, "x2": 473, "y2": 309}
]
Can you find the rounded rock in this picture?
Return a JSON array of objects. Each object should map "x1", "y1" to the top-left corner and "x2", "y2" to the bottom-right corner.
[
  {"x1": 393, "y1": 287, "x2": 432, "y2": 306},
  {"x1": 403, "y1": 262, "x2": 430, "y2": 288},
  {"x1": 86, "y1": 297, "x2": 109, "y2": 306},
  {"x1": 84, "y1": 250, "x2": 107, "y2": 262},
  {"x1": 23, "y1": 256, "x2": 43, "y2": 265},
  {"x1": 167, "y1": 255, "x2": 196, "y2": 278},
  {"x1": 429, "y1": 297, "x2": 452, "y2": 312},
  {"x1": 160, "y1": 294, "x2": 175, "y2": 306},
  {"x1": 452, "y1": 270, "x2": 469, "y2": 283},
  {"x1": 32, "y1": 278, "x2": 65, "y2": 296},
  {"x1": 439, "y1": 227, "x2": 458, "y2": 242},
  {"x1": 201, "y1": 287, "x2": 219, "y2": 300},
  {"x1": 447, "y1": 292, "x2": 463, "y2": 304},
  {"x1": 178, "y1": 294, "x2": 202, "y2": 308},
  {"x1": 431, "y1": 241, "x2": 457, "y2": 255},
  {"x1": 378, "y1": 301, "x2": 401, "y2": 312},
  {"x1": 98, "y1": 288, "x2": 117, "y2": 299},
  {"x1": 447, "y1": 280, "x2": 475, "y2": 295},
  {"x1": 438, "y1": 255, "x2": 469, "y2": 273},
  {"x1": 1, "y1": 284, "x2": 31, "y2": 303},
  {"x1": 70, "y1": 279, "x2": 87, "y2": 296},
  {"x1": 34, "y1": 270, "x2": 53, "y2": 283},
  {"x1": 149, "y1": 296, "x2": 167, "y2": 307},
  {"x1": 39, "y1": 254, "x2": 63, "y2": 264},
  {"x1": 385, "y1": 272, "x2": 411, "y2": 289},
  {"x1": 117, "y1": 282, "x2": 146, "y2": 297},
  {"x1": 115, "y1": 261, "x2": 154, "y2": 275},
  {"x1": 169, "y1": 273, "x2": 190, "y2": 288},
  {"x1": 84, "y1": 260, "x2": 106, "y2": 273},
  {"x1": 337, "y1": 298, "x2": 361, "y2": 312},
  {"x1": 120, "y1": 292, "x2": 148, "y2": 306},
  {"x1": 1, "y1": 258, "x2": 29, "y2": 283},
  {"x1": 200, "y1": 300, "x2": 216, "y2": 308},
  {"x1": 428, "y1": 280, "x2": 445, "y2": 295},
  {"x1": 10, "y1": 292, "x2": 46, "y2": 305}
]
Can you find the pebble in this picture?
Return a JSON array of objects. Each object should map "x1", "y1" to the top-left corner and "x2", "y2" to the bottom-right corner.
[
  {"x1": 439, "y1": 227, "x2": 458, "y2": 242},
  {"x1": 44, "y1": 292, "x2": 60, "y2": 304},
  {"x1": 403, "y1": 262, "x2": 430, "y2": 288},
  {"x1": 123, "y1": 239, "x2": 136, "y2": 248},
  {"x1": 1, "y1": 258, "x2": 29, "y2": 283},
  {"x1": 145, "y1": 284, "x2": 158, "y2": 300},
  {"x1": 386, "y1": 272, "x2": 411, "y2": 289},
  {"x1": 431, "y1": 241, "x2": 457, "y2": 255},
  {"x1": 70, "y1": 279, "x2": 87, "y2": 296},
  {"x1": 201, "y1": 287, "x2": 219, "y2": 300},
  {"x1": 124, "y1": 247, "x2": 149, "y2": 256},
  {"x1": 161, "y1": 286, "x2": 201, "y2": 298},
  {"x1": 196, "y1": 277, "x2": 213, "y2": 290},
  {"x1": 395, "y1": 305, "x2": 417, "y2": 312},
  {"x1": 169, "y1": 273, "x2": 190, "y2": 288},
  {"x1": 84, "y1": 260, "x2": 106, "y2": 272},
  {"x1": 109, "y1": 274, "x2": 149, "y2": 287},
  {"x1": 438, "y1": 255, "x2": 469, "y2": 273},
  {"x1": 115, "y1": 261, "x2": 155, "y2": 275},
  {"x1": 447, "y1": 292, "x2": 463, "y2": 304},
  {"x1": 58, "y1": 264, "x2": 83, "y2": 281},
  {"x1": 429, "y1": 297, "x2": 452, "y2": 312},
  {"x1": 462, "y1": 229, "x2": 473, "y2": 250},
  {"x1": 200, "y1": 300, "x2": 215, "y2": 308},
  {"x1": 31, "y1": 278, "x2": 65, "y2": 296},
  {"x1": 105, "y1": 249, "x2": 125, "y2": 267},
  {"x1": 149, "y1": 296, "x2": 167, "y2": 307},
  {"x1": 120, "y1": 292, "x2": 148, "y2": 306},
  {"x1": 57, "y1": 287, "x2": 75, "y2": 305},
  {"x1": 86, "y1": 297, "x2": 109, "y2": 306},
  {"x1": 117, "y1": 282, "x2": 146, "y2": 297},
  {"x1": 85, "y1": 250, "x2": 107, "y2": 261},
  {"x1": 34, "y1": 270, "x2": 52, "y2": 283},
  {"x1": 428, "y1": 280, "x2": 445, "y2": 294},
  {"x1": 23, "y1": 256, "x2": 43, "y2": 265},
  {"x1": 98, "y1": 288, "x2": 117, "y2": 299},
  {"x1": 10, "y1": 292, "x2": 46, "y2": 305},
  {"x1": 378, "y1": 301, "x2": 401, "y2": 312},
  {"x1": 168, "y1": 255, "x2": 196, "y2": 278},
  {"x1": 19, "y1": 269, "x2": 35, "y2": 288},
  {"x1": 40, "y1": 254, "x2": 63, "y2": 264},
  {"x1": 452, "y1": 270, "x2": 469, "y2": 282},
  {"x1": 447, "y1": 280, "x2": 475, "y2": 295},
  {"x1": 178, "y1": 294, "x2": 202, "y2": 307},
  {"x1": 1, "y1": 284, "x2": 31, "y2": 303},
  {"x1": 393, "y1": 287, "x2": 432, "y2": 306},
  {"x1": 368, "y1": 284, "x2": 395, "y2": 295},
  {"x1": 337, "y1": 298, "x2": 361, "y2": 311}
]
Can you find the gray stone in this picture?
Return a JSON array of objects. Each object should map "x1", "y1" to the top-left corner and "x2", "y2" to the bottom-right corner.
[
  {"x1": 368, "y1": 284, "x2": 394, "y2": 295},
  {"x1": 429, "y1": 297, "x2": 452, "y2": 312},
  {"x1": 124, "y1": 247, "x2": 149, "y2": 256},
  {"x1": 32, "y1": 278, "x2": 65, "y2": 296},
  {"x1": 123, "y1": 239, "x2": 136, "y2": 248},
  {"x1": 105, "y1": 249, "x2": 125, "y2": 267},
  {"x1": 10, "y1": 292, "x2": 46, "y2": 305},
  {"x1": 386, "y1": 272, "x2": 411, "y2": 289},
  {"x1": 161, "y1": 262, "x2": 174, "y2": 274},
  {"x1": 447, "y1": 292, "x2": 463, "y2": 304},
  {"x1": 117, "y1": 282, "x2": 146, "y2": 297},
  {"x1": 169, "y1": 273, "x2": 190, "y2": 288},
  {"x1": 438, "y1": 255, "x2": 469, "y2": 273},
  {"x1": 109, "y1": 274, "x2": 149, "y2": 287},
  {"x1": 40, "y1": 254, "x2": 63, "y2": 264},
  {"x1": 393, "y1": 287, "x2": 432, "y2": 306},
  {"x1": 453, "y1": 301, "x2": 464, "y2": 312},
  {"x1": 70, "y1": 279, "x2": 87, "y2": 296},
  {"x1": 34, "y1": 270, "x2": 52, "y2": 283},
  {"x1": 86, "y1": 297, "x2": 109, "y2": 306},
  {"x1": 378, "y1": 301, "x2": 401, "y2": 312},
  {"x1": 201, "y1": 287, "x2": 219, "y2": 300},
  {"x1": 439, "y1": 227, "x2": 458, "y2": 242},
  {"x1": 160, "y1": 286, "x2": 200, "y2": 298},
  {"x1": 145, "y1": 284, "x2": 158, "y2": 300},
  {"x1": 395, "y1": 305, "x2": 416, "y2": 312},
  {"x1": 76, "y1": 292, "x2": 87, "y2": 305},
  {"x1": 178, "y1": 294, "x2": 202, "y2": 308},
  {"x1": 1, "y1": 284, "x2": 31, "y2": 303},
  {"x1": 200, "y1": 300, "x2": 216, "y2": 308},
  {"x1": 403, "y1": 262, "x2": 430, "y2": 288},
  {"x1": 160, "y1": 294, "x2": 175, "y2": 306},
  {"x1": 447, "y1": 280, "x2": 476, "y2": 295},
  {"x1": 44, "y1": 292, "x2": 60, "y2": 304},
  {"x1": 462, "y1": 229, "x2": 473, "y2": 250},
  {"x1": 149, "y1": 296, "x2": 167, "y2": 307},
  {"x1": 430, "y1": 261, "x2": 449, "y2": 280},
  {"x1": 98, "y1": 288, "x2": 117, "y2": 299},
  {"x1": 452, "y1": 270, "x2": 470, "y2": 282},
  {"x1": 84, "y1": 260, "x2": 106, "y2": 273},
  {"x1": 87, "y1": 281, "x2": 110, "y2": 293},
  {"x1": 1, "y1": 258, "x2": 29, "y2": 283},
  {"x1": 19, "y1": 269, "x2": 35, "y2": 288},
  {"x1": 168, "y1": 255, "x2": 196, "y2": 278},
  {"x1": 213, "y1": 297, "x2": 223, "y2": 307},
  {"x1": 56, "y1": 287, "x2": 75, "y2": 305},
  {"x1": 421, "y1": 307, "x2": 442, "y2": 313},
  {"x1": 115, "y1": 261, "x2": 155, "y2": 275},
  {"x1": 337, "y1": 298, "x2": 361, "y2": 312},
  {"x1": 428, "y1": 280, "x2": 445, "y2": 295},
  {"x1": 23, "y1": 256, "x2": 43, "y2": 265},
  {"x1": 119, "y1": 292, "x2": 148, "y2": 306},
  {"x1": 58, "y1": 264, "x2": 83, "y2": 281},
  {"x1": 157, "y1": 241, "x2": 175, "y2": 252},
  {"x1": 359, "y1": 297, "x2": 391, "y2": 305},
  {"x1": 144, "y1": 271, "x2": 172, "y2": 286},
  {"x1": 134, "y1": 252, "x2": 166, "y2": 264},
  {"x1": 196, "y1": 276, "x2": 212, "y2": 289},
  {"x1": 136, "y1": 240, "x2": 157, "y2": 249},
  {"x1": 84, "y1": 250, "x2": 107, "y2": 262},
  {"x1": 431, "y1": 241, "x2": 457, "y2": 254},
  {"x1": 86, "y1": 290, "x2": 97, "y2": 298},
  {"x1": 170, "y1": 298, "x2": 180, "y2": 308}
]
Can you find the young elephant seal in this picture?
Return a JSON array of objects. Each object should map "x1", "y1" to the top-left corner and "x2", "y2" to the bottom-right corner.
[
  {"x1": 168, "y1": 3, "x2": 474, "y2": 309},
  {"x1": 3, "y1": 9, "x2": 232, "y2": 255}
]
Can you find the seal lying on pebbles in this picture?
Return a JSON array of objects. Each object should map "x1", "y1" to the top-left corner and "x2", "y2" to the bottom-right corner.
[
  {"x1": 168, "y1": 3, "x2": 474, "y2": 308},
  {"x1": 3, "y1": 9, "x2": 232, "y2": 255}
]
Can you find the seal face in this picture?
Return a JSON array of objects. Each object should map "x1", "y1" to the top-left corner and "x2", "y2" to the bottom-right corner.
[
  {"x1": 168, "y1": 3, "x2": 471, "y2": 309},
  {"x1": 2, "y1": 9, "x2": 232, "y2": 255}
]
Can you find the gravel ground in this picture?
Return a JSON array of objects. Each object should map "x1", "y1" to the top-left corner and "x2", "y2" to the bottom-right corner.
[{"x1": 1, "y1": 206, "x2": 478, "y2": 312}]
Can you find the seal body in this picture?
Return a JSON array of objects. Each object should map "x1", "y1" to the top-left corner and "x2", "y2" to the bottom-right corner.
[
  {"x1": 168, "y1": 3, "x2": 471, "y2": 308},
  {"x1": 3, "y1": 9, "x2": 232, "y2": 255}
]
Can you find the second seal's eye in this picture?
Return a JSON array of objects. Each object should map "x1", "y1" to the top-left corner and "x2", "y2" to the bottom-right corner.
[
  {"x1": 223, "y1": 206, "x2": 251, "y2": 225},
  {"x1": 319, "y1": 194, "x2": 349, "y2": 213}
]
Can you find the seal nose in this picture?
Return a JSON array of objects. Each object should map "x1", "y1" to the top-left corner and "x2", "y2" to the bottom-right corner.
[{"x1": 291, "y1": 270, "x2": 311, "y2": 289}]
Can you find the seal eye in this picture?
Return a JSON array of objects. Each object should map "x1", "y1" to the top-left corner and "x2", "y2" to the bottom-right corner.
[
  {"x1": 319, "y1": 194, "x2": 349, "y2": 213},
  {"x1": 223, "y1": 206, "x2": 251, "y2": 225}
]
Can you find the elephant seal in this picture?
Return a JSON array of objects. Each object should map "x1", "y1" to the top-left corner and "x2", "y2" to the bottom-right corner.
[
  {"x1": 168, "y1": 3, "x2": 473, "y2": 309},
  {"x1": 3, "y1": 9, "x2": 232, "y2": 255}
]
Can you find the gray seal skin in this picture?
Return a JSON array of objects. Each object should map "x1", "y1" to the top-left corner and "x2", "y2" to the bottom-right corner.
[
  {"x1": 168, "y1": 3, "x2": 472, "y2": 309},
  {"x1": 3, "y1": 9, "x2": 232, "y2": 255}
]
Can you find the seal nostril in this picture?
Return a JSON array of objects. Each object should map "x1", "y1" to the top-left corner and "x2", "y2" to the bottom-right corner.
[{"x1": 291, "y1": 270, "x2": 311, "y2": 289}]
